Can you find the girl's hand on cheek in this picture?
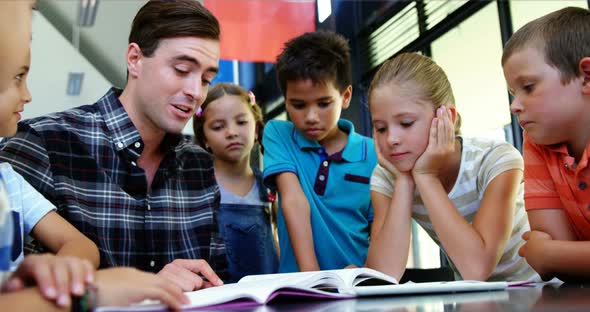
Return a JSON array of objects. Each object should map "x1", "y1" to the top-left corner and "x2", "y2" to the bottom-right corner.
[
  {"x1": 412, "y1": 106, "x2": 455, "y2": 178},
  {"x1": 374, "y1": 136, "x2": 413, "y2": 184}
]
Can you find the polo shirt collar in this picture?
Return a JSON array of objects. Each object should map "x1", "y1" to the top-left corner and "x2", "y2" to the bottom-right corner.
[
  {"x1": 535, "y1": 134, "x2": 590, "y2": 169},
  {"x1": 546, "y1": 143, "x2": 569, "y2": 155},
  {"x1": 292, "y1": 119, "x2": 367, "y2": 162}
]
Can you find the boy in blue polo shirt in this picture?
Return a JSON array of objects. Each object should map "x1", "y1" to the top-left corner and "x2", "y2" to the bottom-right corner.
[{"x1": 263, "y1": 31, "x2": 377, "y2": 272}]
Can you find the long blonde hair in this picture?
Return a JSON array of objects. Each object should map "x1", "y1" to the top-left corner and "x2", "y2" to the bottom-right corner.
[{"x1": 368, "y1": 52, "x2": 461, "y2": 135}]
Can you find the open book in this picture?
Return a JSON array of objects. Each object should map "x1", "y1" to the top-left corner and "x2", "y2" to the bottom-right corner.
[
  {"x1": 96, "y1": 268, "x2": 394, "y2": 311},
  {"x1": 96, "y1": 268, "x2": 524, "y2": 311}
]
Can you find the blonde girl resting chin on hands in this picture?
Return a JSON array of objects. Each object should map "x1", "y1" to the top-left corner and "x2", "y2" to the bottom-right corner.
[{"x1": 365, "y1": 52, "x2": 538, "y2": 282}]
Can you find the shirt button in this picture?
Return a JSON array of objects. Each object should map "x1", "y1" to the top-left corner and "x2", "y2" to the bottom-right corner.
[
  {"x1": 147, "y1": 204, "x2": 151, "y2": 210},
  {"x1": 131, "y1": 161, "x2": 137, "y2": 167},
  {"x1": 150, "y1": 260, "x2": 155, "y2": 267},
  {"x1": 580, "y1": 182, "x2": 587, "y2": 190},
  {"x1": 319, "y1": 175, "x2": 325, "y2": 181},
  {"x1": 134, "y1": 142, "x2": 141, "y2": 148},
  {"x1": 323, "y1": 161, "x2": 329, "y2": 167},
  {"x1": 117, "y1": 142, "x2": 124, "y2": 149}
]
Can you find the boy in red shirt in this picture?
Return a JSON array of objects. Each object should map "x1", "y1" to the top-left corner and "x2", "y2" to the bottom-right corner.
[{"x1": 502, "y1": 6, "x2": 590, "y2": 282}]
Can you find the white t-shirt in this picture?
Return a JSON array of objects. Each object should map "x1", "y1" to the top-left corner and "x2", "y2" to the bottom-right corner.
[{"x1": 371, "y1": 136, "x2": 537, "y2": 281}]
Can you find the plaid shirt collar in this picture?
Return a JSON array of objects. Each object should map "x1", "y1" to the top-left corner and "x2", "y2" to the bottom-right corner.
[{"x1": 98, "y1": 88, "x2": 182, "y2": 155}]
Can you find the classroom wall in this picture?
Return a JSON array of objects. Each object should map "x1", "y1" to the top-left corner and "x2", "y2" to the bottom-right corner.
[{"x1": 25, "y1": 12, "x2": 111, "y2": 121}]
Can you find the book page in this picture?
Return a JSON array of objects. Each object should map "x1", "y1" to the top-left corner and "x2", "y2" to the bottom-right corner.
[
  {"x1": 183, "y1": 280, "x2": 277, "y2": 306},
  {"x1": 239, "y1": 268, "x2": 397, "y2": 293},
  {"x1": 353, "y1": 280, "x2": 508, "y2": 296},
  {"x1": 329, "y1": 268, "x2": 398, "y2": 287},
  {"x1": 239, "y1": 270, "x2": 346, "y2": 290}
]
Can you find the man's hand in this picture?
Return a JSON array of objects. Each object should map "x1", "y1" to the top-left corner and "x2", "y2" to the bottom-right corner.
[
  {"x1": 2, "y1": 254, "x2": 94, "y2": 307},
  {"x1": 94, "y1": 267, "x2": 189, "y2": 310},
  {"x1": 157, "y1": 259, "x2": 223, "y2": 291},
  {"x1": 519, "y1": 230, "x2": 553, "y2": 280}
]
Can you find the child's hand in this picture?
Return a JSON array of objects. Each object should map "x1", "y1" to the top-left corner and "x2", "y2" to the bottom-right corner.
[
  {"x1": 518, "y1": 231, "x2": 553, "y2": 281},
  {"x1": 374, "y1": 137, "x2": 413, "y2": 183},
  {"x1": 412, "y1": 106, "x2": 455, "y2": 178},
  {"x1": 2, "y1": 254, "x2": 95, "y2": 307},
  {"x1": 94, "y1": 267, "x2": 189, "y2": 310}
]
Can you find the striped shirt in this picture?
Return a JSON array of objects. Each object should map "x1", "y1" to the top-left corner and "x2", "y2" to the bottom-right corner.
[
  {"x1": 0, "y1": 88, "x2": 227, "y2": 275},
  {"x1": 371, "y1": 136, "x2": 537, "y2": 282},
  {"x1": 523, "y1": 133, "x2": 590, "y2": 240}
]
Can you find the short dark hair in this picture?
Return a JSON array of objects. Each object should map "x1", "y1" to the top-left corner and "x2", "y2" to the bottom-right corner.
[
  {"x1": 193, "y1": 83, "x2": 266, "y2": 153},
  {"x1": 276, "y1": 31, "x2": 352, "y2": 95},
  {"x1": 502, "y1": 7, "x2": 590, "y2": 83},
  {"x1": 129, "y1": 0, "x2": 220, "y2": 57}
]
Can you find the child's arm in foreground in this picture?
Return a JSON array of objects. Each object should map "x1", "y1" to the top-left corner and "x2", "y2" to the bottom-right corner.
[
  {"x1": 520, "y1": 209, "x2": 590, "y2": 282},
  {"x1": 17, "y1": 167, "x2": 99, "y2": 269},
  {"x1": 415, "y1": 170, "x2": 521, "y2": 280},
  {"x1": 276, "y1": 172, "x2": 319, "y2": 271},
  {"x1": 0, "y1": 287, "x2": 68, "y2": 312},
  {"x1": 32, "y1": 211, "x2": 100, "y2": 268},
  {"x1": 1, "y1": 267, "x2": 188, "y2": 311},
  {"x1": 365, "y1": 143, "x2": 414, "y2": 281},
  {"x1": 3, "y1": 254, "x2": 94, "y2": 307},
  {"x1": 365, "y1": 190, "x2": 413, "y2": 281},
  {"x1": 413, "y1": 107, "x2": 519, "y2": 280}
]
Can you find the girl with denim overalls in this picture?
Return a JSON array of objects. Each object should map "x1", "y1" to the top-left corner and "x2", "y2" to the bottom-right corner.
[{"x1": 193, "y1": 83, "x2": 279, "y2": 282}]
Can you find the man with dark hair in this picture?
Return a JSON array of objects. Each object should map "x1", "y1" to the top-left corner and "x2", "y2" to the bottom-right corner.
[{"x1": 0, "y1": 0, "x2": 226, "y2": 291}]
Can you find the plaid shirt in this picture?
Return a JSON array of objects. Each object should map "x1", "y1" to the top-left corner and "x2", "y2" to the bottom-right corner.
[{"x1": 0, "y1": 88, "x2": 227, "y2": 275}]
